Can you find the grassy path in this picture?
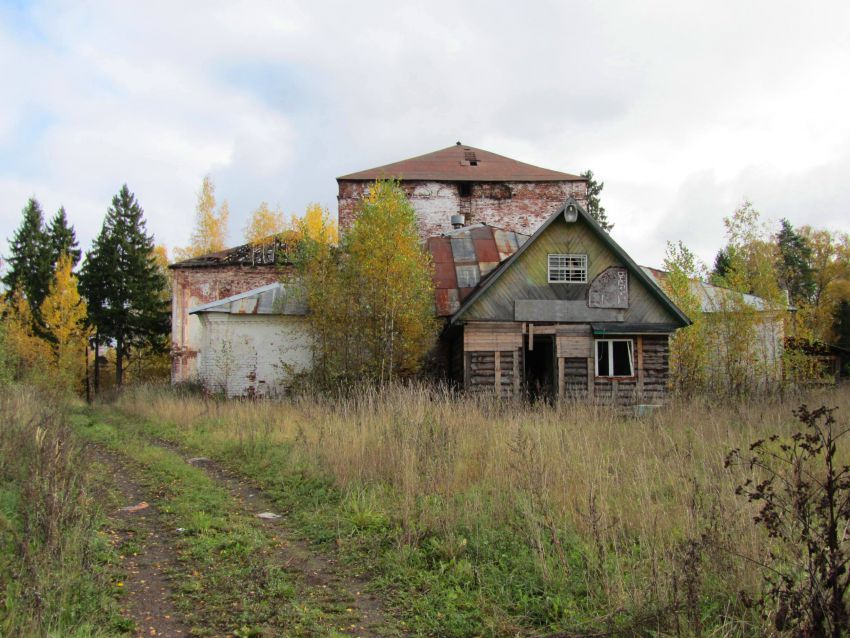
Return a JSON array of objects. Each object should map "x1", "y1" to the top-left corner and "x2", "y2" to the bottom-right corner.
[
  {"x1": 73, "y1": 409, "x2": 405, "y2": 638},
  {"x1": 91, "y1": 446, "x2": 189, "y2": 638}
]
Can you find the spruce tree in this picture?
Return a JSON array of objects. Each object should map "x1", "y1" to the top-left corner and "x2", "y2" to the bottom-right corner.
[
  {"x1": 712, "y1": 246, "x2": 735, "y2": 282},
  {"x1": 79, "y1": 185, "x2": 169, "y2": 387},
  {"x1": 776, "y1": 218, "x2": 815, "y2": 305},
  {"x1": 581, "y1": 170, "x2": 613, "y2": 232},
  {"x1": 2, "y1": 198, "x2": 52, "y2": 323},
  {"x1": 47, "y1": 206, "x2": 81, "y2": 268}
]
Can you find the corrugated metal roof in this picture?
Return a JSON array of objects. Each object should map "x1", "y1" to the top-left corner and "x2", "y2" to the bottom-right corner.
[
  {"x1": 338, "y1": 143, "x2": 585, "y2": 183},
  {"x1": 427, "y1": 224, "x2": 529, "y2": 316},
  {"x1": 640, "y1": 267, "x2": 788, "y2": 313},
  {"x1": 189, "y1": 283, "x2": 307, "y2": 316}
]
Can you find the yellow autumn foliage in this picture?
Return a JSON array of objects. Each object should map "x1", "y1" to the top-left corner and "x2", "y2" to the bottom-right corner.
[
  {"x1": 300, "y1": 180, "x2": 437, "y2": 386},
  {"x1": 40, "y1": 253, "x2": 92, "y2": 393},
  {"x1": 1, "y1": 288, "x2": 52, "y2": 378},
  {"x1": 245, "y1": 201, "x2": 286, "y2": 246},
  {"x1": 174, "y1": 175, "x2": 230, "y2": 260},
  {"x1": 294, "y1": 203, "x2": 338, "y2": 245}
]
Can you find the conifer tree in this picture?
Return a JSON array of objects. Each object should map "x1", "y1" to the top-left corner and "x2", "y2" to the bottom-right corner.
[
  {"x1": 2, "y1": 198, "x2": 52, "y2": 318},
  {"x1": 79, "y1": 185, "x2": 169, "y2": 387},
  {"x1": 581, "y1": 170, "x2": 613, "y2": 232},
  {"x1": 47, "y1": 206, "x2": 81, "y2": 268},
  {"x1": 776, "y1": 218, "x2": 815, "y2": 305}
]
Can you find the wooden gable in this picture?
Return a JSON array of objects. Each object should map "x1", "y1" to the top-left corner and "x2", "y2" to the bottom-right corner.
[{"x1": 454, "y1": 201, "x2": 688, "y2": 327}]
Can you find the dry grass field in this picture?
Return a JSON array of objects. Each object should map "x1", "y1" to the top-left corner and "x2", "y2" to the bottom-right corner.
[{"x1": 109, "y1": 383, "x2": 850, "y2": 636}]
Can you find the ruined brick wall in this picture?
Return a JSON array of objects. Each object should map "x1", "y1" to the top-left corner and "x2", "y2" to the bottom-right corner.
[
  {"x1": 170, "y1": 264, "x2": 289, "y2": 382},
  {"x1": 338, "y1": 179, "x2": 588, "y2": 239}
]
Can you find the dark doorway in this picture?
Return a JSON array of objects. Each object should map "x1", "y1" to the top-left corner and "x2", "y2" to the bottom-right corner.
[{"x1": 525, "y1": 334, "x2": 555, "y2": 402}]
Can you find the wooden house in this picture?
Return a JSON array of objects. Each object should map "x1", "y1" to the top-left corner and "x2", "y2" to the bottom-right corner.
[{"x1": 429, "y1": 198, "x2": 691, "y2": 404}]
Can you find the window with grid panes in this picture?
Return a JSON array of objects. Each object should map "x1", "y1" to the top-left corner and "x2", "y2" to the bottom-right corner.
[{"x1": 548, "y1": 254, "x2": 587, "y2": 283}]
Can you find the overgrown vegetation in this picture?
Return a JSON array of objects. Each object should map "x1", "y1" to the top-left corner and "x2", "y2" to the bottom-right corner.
[
  {"x1": 0, "y1": 387, "x2": 122, "y2": 637},
  {"x1": 728, "y1": 405, "x2": 850, "y2": 636},
  {"x1": 663, "y1": 200, "x2": 850, "y2": 395},
  {"x1": 114, "y1": 382, "x2": 850, "y2": 636},
  {"x1": 296, "y1": 179, "x2": 437, "y2": 387}
]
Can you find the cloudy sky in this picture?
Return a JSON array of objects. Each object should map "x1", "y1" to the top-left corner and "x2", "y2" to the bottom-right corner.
[{"x1": 2, "y1": 1, "x2": 850, "y2": 268}]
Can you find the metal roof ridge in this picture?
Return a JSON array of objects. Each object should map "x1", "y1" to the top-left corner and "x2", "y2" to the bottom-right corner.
[{"x1": 189, "y1": 282, "x2": 283, "y2": 315}]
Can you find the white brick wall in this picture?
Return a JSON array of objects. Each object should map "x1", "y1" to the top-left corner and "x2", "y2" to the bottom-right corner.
[{"x1": 197, "y1": 314, "x2": 312, "y2": 397}]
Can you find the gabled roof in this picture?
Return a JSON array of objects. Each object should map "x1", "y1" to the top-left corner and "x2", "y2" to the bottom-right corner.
[
  {"x1": 427, "y1": 224, "x2": 529, "y2": 316},
  {"x1": 189, "y1": 282, "x2": 306, "y2": 316},
  {"x1": 449, "y1": 198, "x2": 691, "y2": 327},
  {"x1": 337, "y1": 143, "x2": 585, "y2": 183}
]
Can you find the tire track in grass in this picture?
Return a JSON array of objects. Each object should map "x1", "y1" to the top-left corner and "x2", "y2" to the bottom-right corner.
[
  {"x1": 152, "y1": 436, "x2": 405, "y2": 638},
  {"x1": 91, "y1": 445, "x2": 190, "y2": 638},
  {"x1": 76, "y1": 412, "x2": 402, "y2": 638}
]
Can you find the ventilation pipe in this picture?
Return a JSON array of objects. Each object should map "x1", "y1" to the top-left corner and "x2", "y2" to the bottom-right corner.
[{"x1": 451, "y1": 214, "x2": 465, "y2": 229}]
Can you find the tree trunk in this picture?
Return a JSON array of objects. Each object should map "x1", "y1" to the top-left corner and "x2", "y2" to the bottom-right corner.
[
  {"x1": 115, "y1": 334, "x2": 124, "y2": 387},
  {"x1": 93, "y1": 336, "x2": 100, "y2": 394}
]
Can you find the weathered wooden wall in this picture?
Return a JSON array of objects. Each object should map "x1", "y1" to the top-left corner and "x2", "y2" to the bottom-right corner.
[
  {"x1": 460, "y1": 215, "x2": 674, "y2": 325},
  {"x1": 461, "y1": 322, "x2": 671, "y2": 405}
]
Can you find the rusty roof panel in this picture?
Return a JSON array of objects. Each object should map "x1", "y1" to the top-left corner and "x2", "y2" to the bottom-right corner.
[
  {"x1": 435, "y1": 288, "x2": 460, "y2": 316},
  {"x1": 479, "y1": 261, "x2": 500, "y2": 277},
  {"x1": 450, "y1": 236, "x2": 477, "y2": 263},
  {"x1": 427, "y1": 224, "x2": 530, "y2": 316},
  {"x1": 338, "y1": 144, "x2": 585, "y2": 183},
  {"x1": 493, "y1": 229, "x2": 519, "y2": 256},
  {"x1": 470, "y1": 225, "x2": 493, "y2": 240},
  {"x1": 473, "y1": 238, "x2": 501, "y2": 263},
  {"x1": 455, "y1": 264, "x2": 481, "y2": 288},
  {"x1": 427, "y1": 237, "x2": 454, "y2": 263},
  {"x1": 433, "y1": 261, "x2": 458, "y2": 289}
]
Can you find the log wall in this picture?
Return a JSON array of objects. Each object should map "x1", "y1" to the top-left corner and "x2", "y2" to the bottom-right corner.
[{"x1": 461, "y1": 322, "x2": 672, "y2": 404}]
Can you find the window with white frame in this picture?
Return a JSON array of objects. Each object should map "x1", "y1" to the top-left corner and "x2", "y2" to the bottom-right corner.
[
  {"x1": 595, "y1": 339, "x2": 634, "y2": 377},
  {"x1": 548, "y1": 254, "x2": 587, "y2": 283}
]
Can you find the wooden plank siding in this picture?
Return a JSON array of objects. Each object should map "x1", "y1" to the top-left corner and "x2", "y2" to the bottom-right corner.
[
  {"x1": 462, "y1": 323, "x2": 671, "y2": 405},
  {"x1": 460, "y1": 215, "x2": 673, "y2": 325}
]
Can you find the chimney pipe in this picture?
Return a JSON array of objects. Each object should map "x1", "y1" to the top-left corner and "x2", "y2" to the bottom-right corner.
[{"x1": 451, "y1": 214, "x2": 465, "y2": 229}]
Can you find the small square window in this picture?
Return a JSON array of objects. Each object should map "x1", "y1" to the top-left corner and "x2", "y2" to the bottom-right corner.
[
  {"x1": 548, "y1": 254, "x2": 587, "y2": 283},
  {"x1": 595, "y1": 339, "x2": 634, "y2": 377}
]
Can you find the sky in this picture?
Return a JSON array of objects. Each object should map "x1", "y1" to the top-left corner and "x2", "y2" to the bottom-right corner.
[{"x1": 2, "y1": 0, "x2": 850, "y2": 269}]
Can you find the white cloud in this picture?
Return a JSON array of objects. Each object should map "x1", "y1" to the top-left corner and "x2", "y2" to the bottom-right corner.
[{"x1": 2, "y1": 0, "x2": 850, "y2": 267}]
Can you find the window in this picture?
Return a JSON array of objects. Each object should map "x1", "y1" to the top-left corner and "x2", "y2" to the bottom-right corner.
[
  {"x1": 458, "y1": 182, "x2": 472, "y2": 197},
  {"x1": 548, "y1": 254, "x2": 587, "y2": 283},
  {"x1": 595, "y1": 339, "x2": 634, "y2": 377}
]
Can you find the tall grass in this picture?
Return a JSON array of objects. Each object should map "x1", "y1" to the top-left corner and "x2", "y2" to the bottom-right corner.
[
  {"x1": 117, "y1": 383, "x2": 850, "y2": 635},
  {"x1": 0, "y1": 387, "x2": 118, "y2": 638}
]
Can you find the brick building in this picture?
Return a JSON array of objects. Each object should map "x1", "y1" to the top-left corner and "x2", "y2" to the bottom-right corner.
[
  {"x1": 337, "y1": 142, "x2": 588, "y2": 239},
  {"x1": 171, "y1": 143, "x2": 592, "y2": 392}
]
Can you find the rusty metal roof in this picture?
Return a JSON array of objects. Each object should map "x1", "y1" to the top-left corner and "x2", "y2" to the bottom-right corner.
[
  {"x1": 338, "y1": 143, "x2": 585, "y2": 183},
  {"x1": 170, "y1": 237, "x2": 294, "y2": 269},
  {"x1": 427, "y1": 224, "x2": 529, "y2": 316}
]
